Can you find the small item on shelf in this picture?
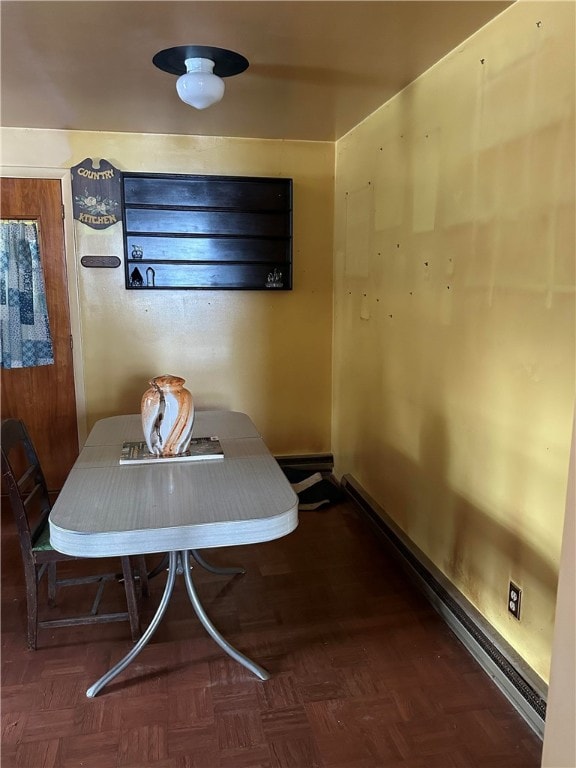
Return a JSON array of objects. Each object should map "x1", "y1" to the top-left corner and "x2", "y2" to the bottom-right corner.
[{"x1": 130, "y1": 267, "x2": 143, "y2": 286}]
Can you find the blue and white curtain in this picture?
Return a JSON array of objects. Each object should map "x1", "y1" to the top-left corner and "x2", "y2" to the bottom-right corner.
[{"x1": 0, "y1": 219, "x2": 55, "y2": 369}]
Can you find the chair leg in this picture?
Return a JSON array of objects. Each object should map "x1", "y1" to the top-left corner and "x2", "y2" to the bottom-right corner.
[
  {"x1": 47, "y1": 563, "x2": 57, "y2": 606},
  {"x1": 121, "y1": 557, "x2": 141, "y2": 642},
  {"x1": 26, "y1": 563, "x2": 39, "y2": 650},
  {"x1": 136, "y1": 556, "x2": 150, "y2": 598}
]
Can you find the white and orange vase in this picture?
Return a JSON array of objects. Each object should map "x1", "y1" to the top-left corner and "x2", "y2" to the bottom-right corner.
[{"x1": 141, "y1": 374, "x2": 195, "y2": 456}]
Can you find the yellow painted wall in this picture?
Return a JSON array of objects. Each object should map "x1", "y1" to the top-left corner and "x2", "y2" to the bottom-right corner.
[
  {"x1": 1, "y1": 129, "x2": 334, "y2": 453},
  {"x1": 332, "y1": 0, "x2": 575, "y2": 682}
]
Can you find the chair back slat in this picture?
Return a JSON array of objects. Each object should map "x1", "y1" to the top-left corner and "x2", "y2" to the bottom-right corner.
[{"x1": 18, "y1": 463, "x2": 40, "y2": 491}]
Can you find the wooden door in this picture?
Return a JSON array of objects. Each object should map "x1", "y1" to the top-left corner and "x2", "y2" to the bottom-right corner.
[{"x1": 1, "y1": 177, "x2": 79, "y2": 493}]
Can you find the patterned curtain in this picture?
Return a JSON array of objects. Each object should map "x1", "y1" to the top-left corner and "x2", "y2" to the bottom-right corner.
[{"x1": 0, "y1": 219, "x2": 55, "y2": 369}]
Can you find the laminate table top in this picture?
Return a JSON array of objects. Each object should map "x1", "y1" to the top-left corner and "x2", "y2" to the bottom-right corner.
[{"x1": 49, "y1": 411, "x2": 299, "y2": 558}]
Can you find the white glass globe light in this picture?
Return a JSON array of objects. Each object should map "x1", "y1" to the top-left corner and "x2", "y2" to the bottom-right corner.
[{"x1": 176, "y1": 58, "x2": 225, "y2": 110}]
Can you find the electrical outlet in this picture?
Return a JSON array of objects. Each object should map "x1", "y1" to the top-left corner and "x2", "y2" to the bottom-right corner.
[{"x1": 508, "y1": 582, "x2": 522, "y2": 620}]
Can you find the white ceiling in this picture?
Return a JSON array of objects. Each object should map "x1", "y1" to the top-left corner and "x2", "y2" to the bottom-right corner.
[{"x1": 1, "y1": 1, "x2": 512, "y2": 142}]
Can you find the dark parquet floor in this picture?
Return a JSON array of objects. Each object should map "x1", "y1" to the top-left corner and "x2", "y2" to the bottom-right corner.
[{"x1": 1, "y1": 499, "x2": 542, "y2": 768}]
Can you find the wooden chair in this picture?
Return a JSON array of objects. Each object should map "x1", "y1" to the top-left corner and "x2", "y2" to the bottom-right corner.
[{"x1": 1, "y1": 418, "x2": 148, "y2": 650}]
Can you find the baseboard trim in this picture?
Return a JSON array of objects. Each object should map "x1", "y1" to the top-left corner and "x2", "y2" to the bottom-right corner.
[
  {"x1": 275, "y1": 453, "x2": 334, "y2": 472},
  {"x1": 341, "y1": 474, "x2": 547, "y2": 739}
]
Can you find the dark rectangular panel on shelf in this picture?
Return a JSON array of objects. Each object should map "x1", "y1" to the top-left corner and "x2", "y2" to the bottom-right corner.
[
  {"x1": 122, "y1": 172, "x2": 293, "y2": 290},
  {"x1": 124, "y1": 176, "x2": 290, "y2": 210},
  {"x1": 126, "y1": 235, "x2": 289, "y2": 263},
  {"x1": 125, "y1": 209, "x2": 289, "y2": 237}
]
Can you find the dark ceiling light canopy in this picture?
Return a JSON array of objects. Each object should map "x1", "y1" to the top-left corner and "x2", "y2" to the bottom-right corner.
[{"x1": 153, "y1": 45, "x2": 249, "y2": 110}]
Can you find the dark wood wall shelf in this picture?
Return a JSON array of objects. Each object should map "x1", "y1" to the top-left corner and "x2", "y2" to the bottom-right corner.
[{"x1": 122, "y1": 173, "x2": 293, "y2": 290}]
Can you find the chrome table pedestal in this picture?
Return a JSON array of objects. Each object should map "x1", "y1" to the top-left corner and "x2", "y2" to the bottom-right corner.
[{"x1": 87, "y1": 550, "x2": 269, "y2": 698}]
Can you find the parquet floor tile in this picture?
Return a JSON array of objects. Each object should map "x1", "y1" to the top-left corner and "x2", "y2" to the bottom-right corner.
[
  {"x1": 59, "y1": 730, "x2": 121, "y2": 768},
  {"x1": 1, "y1": 500, "x2": 542, "y2": 767}
]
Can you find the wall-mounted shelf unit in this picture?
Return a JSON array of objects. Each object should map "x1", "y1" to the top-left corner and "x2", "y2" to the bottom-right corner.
[{"x1": 122, "y1": 172, "x2": 293, "y2": 290}]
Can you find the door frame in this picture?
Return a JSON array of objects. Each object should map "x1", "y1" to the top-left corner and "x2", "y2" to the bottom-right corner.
[{"x1": 1, "y1": 166, "x2": 88, "y2": 445}]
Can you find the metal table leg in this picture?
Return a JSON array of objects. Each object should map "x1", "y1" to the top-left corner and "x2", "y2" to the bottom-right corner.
[
  {"x1": 86, "y1": 551, "x2": 179, "y2": 698},
  {"x1": 86, "y1": 549, "x2": 269, "y2": 697},
  {"x1": 182, "y1": 550, "x2": 269, "y2": 681}
]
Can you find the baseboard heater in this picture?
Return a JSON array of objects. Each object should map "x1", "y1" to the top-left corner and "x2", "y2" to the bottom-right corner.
[
  {"x1": 275, "y1": 453, "x2": 334, "y2": 472},
  {"x1": 341, "y1": 474, "x2": 547, "y2": 739}
]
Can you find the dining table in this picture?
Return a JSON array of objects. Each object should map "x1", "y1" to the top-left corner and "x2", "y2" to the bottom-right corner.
[{"x1": 49, "y1": 410, "x2": 299, "y2": 698}]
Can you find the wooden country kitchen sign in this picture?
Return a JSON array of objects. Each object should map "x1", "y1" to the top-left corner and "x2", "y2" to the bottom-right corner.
[{"x1": 71, "y1": 158, "x2": 121, "y2": 229}]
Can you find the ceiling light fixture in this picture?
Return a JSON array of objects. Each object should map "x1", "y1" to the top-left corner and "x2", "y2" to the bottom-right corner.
[{"x1": 153, "y1": 45, "x2": 249, "y2": 110}]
